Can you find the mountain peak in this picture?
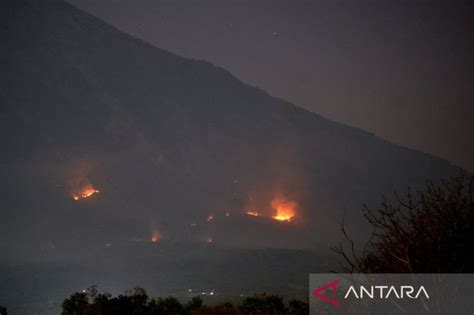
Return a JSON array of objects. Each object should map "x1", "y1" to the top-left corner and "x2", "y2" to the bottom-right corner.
[{"x1": 1, "y1": 0, "x2": 458, "y2": 253}]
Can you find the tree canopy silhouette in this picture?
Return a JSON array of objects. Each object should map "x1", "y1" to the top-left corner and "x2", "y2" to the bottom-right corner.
[
  {"x1": 61, "y1": 286, "x2": 308, "y2": 315},
  {"x1": 334, "y1": 173, "x2": 474, "y2": 273}
]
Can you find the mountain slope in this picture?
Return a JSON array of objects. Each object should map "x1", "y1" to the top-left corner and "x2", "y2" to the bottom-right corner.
[
  {"x1": 0, "y1": 0, "x2": 459, "y2": 257},
  {"x1": 0, "y1": 1, "x2": 463, "y2": 313}
]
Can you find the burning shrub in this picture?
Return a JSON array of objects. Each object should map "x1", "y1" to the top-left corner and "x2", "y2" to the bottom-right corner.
[{"x1": 271, "y1": 197, "x2": 296, "y2": 222}]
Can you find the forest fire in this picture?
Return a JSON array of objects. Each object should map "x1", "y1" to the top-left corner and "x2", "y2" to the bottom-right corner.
[
  {"x1": 151, "y1": 230, "x2": 160, "y2": 242},
  {"x1": 246, "y1": 210, "x2": 260, "y2": 217},
  {"x1": 206, "y1": 215, "x2": 214, "y2": 222},
  {"x1": 72, "y1": 184, "x2": 99, "y2": 200},
  {"x1": 271, "y1": 197, "x2": 296, "y2": 222}
]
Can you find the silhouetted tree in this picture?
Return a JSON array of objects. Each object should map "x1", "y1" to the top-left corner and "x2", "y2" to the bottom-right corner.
[
  {"x1": 184, "y1": 296, "x2": 203, "y2": 313},
  {"x1": 149, "y1": 296, "x2": 185, "y2": 315},
  {"x1": 287, "y1": 299, "x2": 308, "y2": 315},
  {"x1": 0, "y1": 306, "x2": 7, "y2": 315},
  {"x1": 189, "y1": 302, "x2": 238, "y2": 315},
  {"x1": 333, "y1": 173, "x2": 474, "y2": 273},
  {"x1": 215, "y1": 302, "x2": 236, "y2": 313},
  {"x1": 240, "y1": 294, "x2": 286, "y2": 314},
  {"x1": 61, "y1": 292, "x2": 90, "y2": 315},
  {"x1": 61, "y1": 286, "x2": 307, "y2": 315}
]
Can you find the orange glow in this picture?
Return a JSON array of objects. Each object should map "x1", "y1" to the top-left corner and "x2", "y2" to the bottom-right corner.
[
  {"x1": 207, "y1": 237, "x2": 213, "y2": 244},
  {"x1": 151, "y1": 230, "x2": 160, "y2": 242},
  {"x1": 271, "y1": 197, "x2": 296, "y2": 222},
  {"x1": 72, "y1": 184, "x2": 99, "y2": 200},
  {"x1": 246, "y1": 210, "x2": 260, "y2": 217},
  {"x1": 206, "y1": 215, "x2": 214, "y2": 222}
]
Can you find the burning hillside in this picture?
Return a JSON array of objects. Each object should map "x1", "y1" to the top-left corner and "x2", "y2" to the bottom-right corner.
[
  {"x1": 246, "y1": 210, "x2": 260, "y2": 217},
  {"x1": 244, "y1": 196, "x2": 297, "y2": 222},
  {"x1": 72, "y1": 184, "x2": 99, "y2": 201},
  {"x1": 271, "y1": 197, "x2": 297, "y2": 222},
  {"x1": 151, "y1": 230, "x2": 160, "y2": 242}
]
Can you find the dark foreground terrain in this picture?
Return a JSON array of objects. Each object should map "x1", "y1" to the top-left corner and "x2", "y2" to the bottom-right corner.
[
  {"x1": 0, "y1": 244, "x2": 332, "y2": 314},
  {"x1": 60, "y1": 287, "x2": 309, "y2": 315}
]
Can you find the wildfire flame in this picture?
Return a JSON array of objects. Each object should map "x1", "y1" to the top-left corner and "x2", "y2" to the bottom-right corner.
[
  {"x1": 246, "y1": 210, "x2": 260, "y2": 217},
  {"x1": 271, "y1": 197, "x2": 296, "y2": 222},
  {"x1": 72, "y1": 184, "x2": 99, "y2": 200},
  {"x1": 206, "y1": 215, "x2": 214, "y2": 222},
  {"x1": 151, "y1": 230, "x2": 160, "y2": 242}
]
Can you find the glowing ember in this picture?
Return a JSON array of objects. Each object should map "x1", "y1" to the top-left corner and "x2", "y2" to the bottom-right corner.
[
  {"x1": 151, "y1": 230, "x2": 160, "y2": 242},
  {"x1": 207, "y1": 237, "x2": 213, "y2": 244},
  {"x1": 246, "y1": 210, "x2": 260, "y2": 217},
  {"x1": 271, "y1": 197, "x2": 296, "y2": 222},
  {"x1": 72, "y1": 184, "x2": 99, "y2": 200},
  {"x1": 206, "y1": 215, "x2": 214, "y2": 222}
]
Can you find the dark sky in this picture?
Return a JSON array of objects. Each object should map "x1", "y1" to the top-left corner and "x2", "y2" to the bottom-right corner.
[{"x1": 68, "y1": 0, "x2": 473, "y2": 171}]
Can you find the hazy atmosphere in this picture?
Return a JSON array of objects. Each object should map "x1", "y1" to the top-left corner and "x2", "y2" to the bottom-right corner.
[
  {"x1": 69, "y1": 0, "x2": 474, "y2": 172},
  {"x1": 0, "y1": 0, "x2": 472, "y2": 314}
]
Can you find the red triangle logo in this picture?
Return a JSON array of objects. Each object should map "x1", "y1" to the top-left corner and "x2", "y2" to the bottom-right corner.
[{"x1": 312, "y1": 279, "x2": 340, "y2": 307}]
